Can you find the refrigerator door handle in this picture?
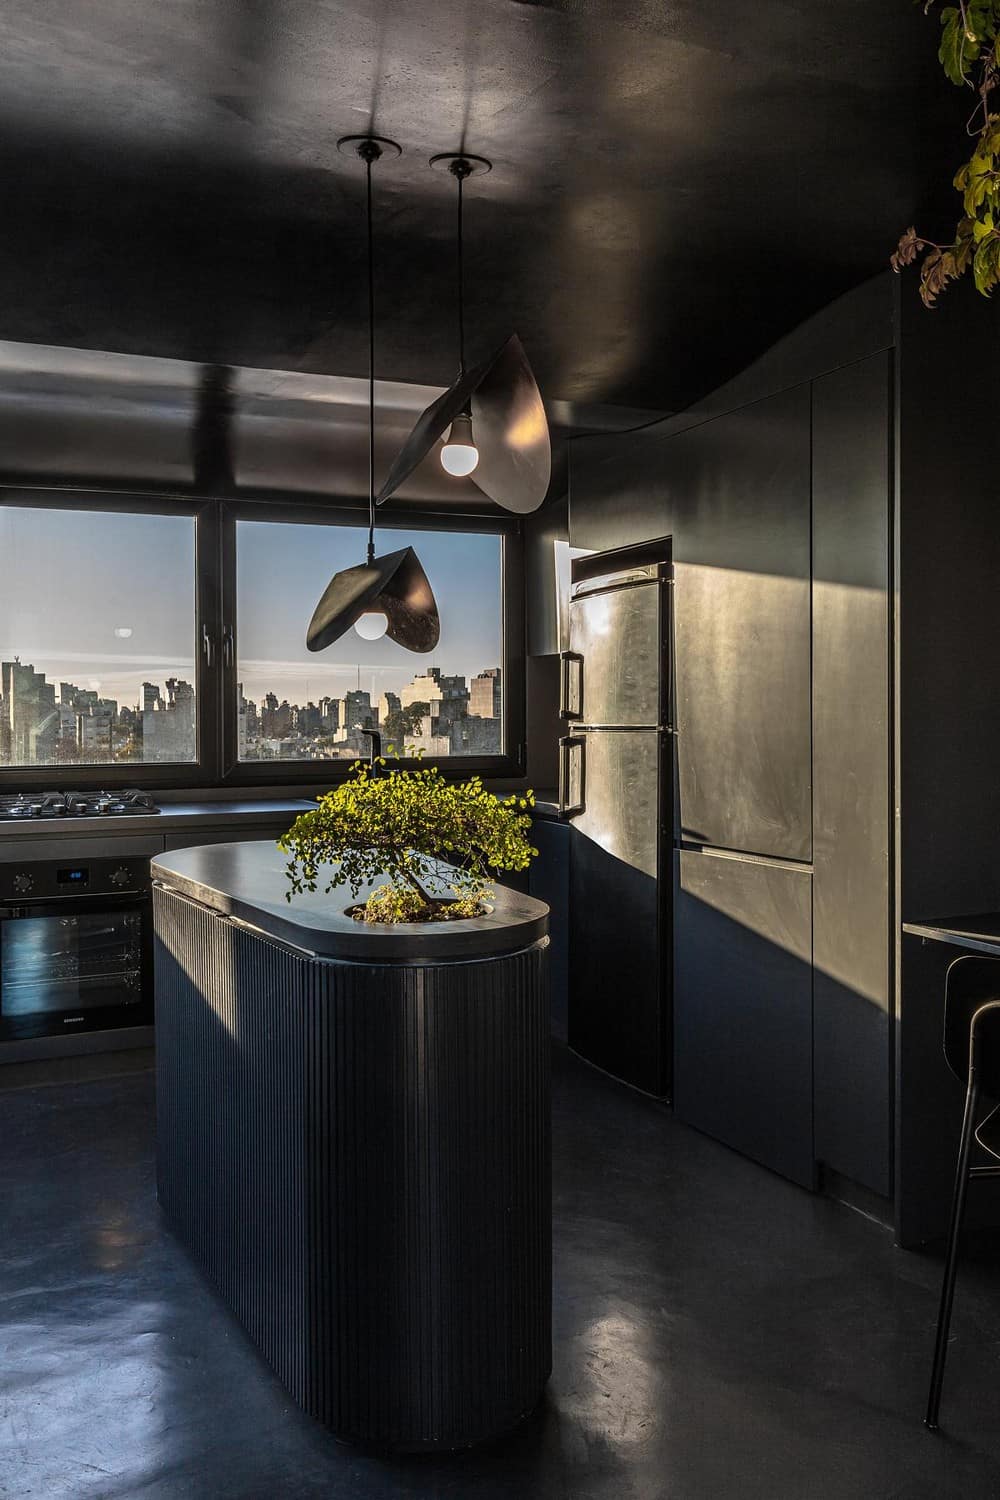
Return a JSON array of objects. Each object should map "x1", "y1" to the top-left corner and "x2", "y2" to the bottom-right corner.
[
  {"x1": 558, "y1": 735, "x2": 586, "y2": 817},
  {"x1": 559, "y1": 651, "x2": 584, "y2": 719}
]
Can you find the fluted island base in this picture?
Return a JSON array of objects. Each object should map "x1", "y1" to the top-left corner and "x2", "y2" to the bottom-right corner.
[{"x1": 153, "y1": 854, "x2": 551, "y2": 1452}]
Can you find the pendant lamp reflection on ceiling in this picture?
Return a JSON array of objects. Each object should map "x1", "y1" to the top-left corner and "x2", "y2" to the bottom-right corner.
[
  {"x1": 376, "y1": 153, "x2": 551, "y2": 515},
  {"x1": 306, "y1": 136, "x2": 440, "y2": 656}
]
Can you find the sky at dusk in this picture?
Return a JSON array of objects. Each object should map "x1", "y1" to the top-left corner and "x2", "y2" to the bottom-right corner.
[{"x1": 0, "y1": 505, "x2": 503, "y2": 710}]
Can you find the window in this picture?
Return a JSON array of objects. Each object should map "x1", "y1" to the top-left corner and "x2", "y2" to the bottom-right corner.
[
  {"x1": 0, "y1": 503, "x2": 198, "y2": 771},
  {"x1": 234, "y1": 517, "x2": 506, "y2": 763},
  {"x1": 0, "y1": 492, "x2": 522, "y2": 787}
]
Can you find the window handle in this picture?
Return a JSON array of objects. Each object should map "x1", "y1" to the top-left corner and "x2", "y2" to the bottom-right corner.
[
  {"x1": 201, "y1": 623, "x2": 214, "y2": 668},
  {"x1": 222, "y1": 626, "x2": 234, "y2": 669}
]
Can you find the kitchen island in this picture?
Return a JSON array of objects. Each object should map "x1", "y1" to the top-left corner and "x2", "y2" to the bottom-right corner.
[{"x1": 152, "y1": 840, "x2": 551, "y2": 1452}]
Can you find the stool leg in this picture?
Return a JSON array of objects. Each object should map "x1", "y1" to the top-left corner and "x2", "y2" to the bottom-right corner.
[{"x1": 925, "y1": 1075, "x2": 980, "y2": 1430}]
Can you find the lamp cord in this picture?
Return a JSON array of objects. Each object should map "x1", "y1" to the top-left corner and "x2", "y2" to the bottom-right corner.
[
  {"x1": 365, "y1": 146, "x2": 377, "y2": 564},
  {"x1": 457, "y1": 167, "x2": 466, "y2": 378}
]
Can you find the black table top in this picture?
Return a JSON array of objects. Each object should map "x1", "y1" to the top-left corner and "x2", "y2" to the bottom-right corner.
[
  {"x1": 902, "y1": 914, "x2": 1000, "y2": 957},
  {"x1": 152, "y1": 839, "x2": 549, "y2": 963}
]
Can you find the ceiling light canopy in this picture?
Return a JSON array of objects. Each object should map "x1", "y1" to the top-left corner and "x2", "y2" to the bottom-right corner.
[
  {"x1": 377, "y1": 153, "x2": 551, "y2": 515},
  {"x1": 306, "y1": 136, "x2": 440, "y2": 657}
]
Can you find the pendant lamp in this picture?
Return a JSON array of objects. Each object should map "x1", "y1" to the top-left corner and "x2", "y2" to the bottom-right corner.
[
  {"x1": 376, "y1": 153, "x2": 551, "y2": 515},
  {"x1": 307, "y1": 136, "x2": 440, "y2": 655}
]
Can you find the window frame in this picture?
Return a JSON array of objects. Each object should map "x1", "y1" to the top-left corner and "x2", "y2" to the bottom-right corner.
[
  {"x1": 0, "y1": 486, "x2": 525, "y2": 790},
  {"x1": 218, "y1": 497, "x2": 525, "y2": 787}
]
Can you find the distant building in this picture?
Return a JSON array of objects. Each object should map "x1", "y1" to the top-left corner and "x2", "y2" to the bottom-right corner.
[
  {"x1": 409, "y1": 714, "x2": 501, "y2": 758},
  {"x1": 400, "y1": 669, "x2": 468, "y2": 720},
  {"x1": 77, "y1": 705, "x2": 114, "y2": 759},
  {"x1": 143, "y1": 678, "x2": 195, "y2": 762},
  {"x1": 261, "y1": 698, "x2": 292, "y2": 738},
  {"x1": 2, "y1": 659, "x2": 57, "y2": 765},
  {"x1": 336, "y1": 690, "x2": 373, "y2": 735},
  {"x1": 470, "y1": 668, "x2": 501, "y2": 720}
]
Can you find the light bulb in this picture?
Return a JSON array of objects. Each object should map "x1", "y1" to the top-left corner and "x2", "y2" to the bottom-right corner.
[
  {"x1": 440, "y1": 410, "x2": 479, "y2": 477},
  {"x1": 354, "y1": 610, "x2": 389, "y2": 641}
]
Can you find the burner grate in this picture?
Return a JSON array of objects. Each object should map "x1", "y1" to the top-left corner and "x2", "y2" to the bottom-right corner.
[{"x1": 0, "y1": 789, "x2": 160, "y2": 821}]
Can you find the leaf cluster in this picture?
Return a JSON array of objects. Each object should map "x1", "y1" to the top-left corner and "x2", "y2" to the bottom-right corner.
[
  {"x1": 893, "y1": 2, "x2": 1000, "y2": 304},
  {"x1": 357, "y1": 884, "x2": 489, "y2": 925},
  {"x1": 278, "y1": 761, "x2": 538, "y2": 923}
]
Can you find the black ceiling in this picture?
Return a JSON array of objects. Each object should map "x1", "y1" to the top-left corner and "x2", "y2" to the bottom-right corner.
[{"x1": 0, "y1": 0, "x2": 960, "y2": 412}]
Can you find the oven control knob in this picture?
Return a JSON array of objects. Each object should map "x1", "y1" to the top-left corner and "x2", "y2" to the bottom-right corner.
[
  {"x1": 12, "y1": 872, "x2": 33, "y2": 894},
  {"x1": 109, "y1": 867, "x2": 132, "y2": 888}
]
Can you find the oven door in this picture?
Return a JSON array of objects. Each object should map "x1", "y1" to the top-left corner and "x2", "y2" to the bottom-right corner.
[{"x1": 0, "y1": 894, "x2": 153, "y2": 1041}]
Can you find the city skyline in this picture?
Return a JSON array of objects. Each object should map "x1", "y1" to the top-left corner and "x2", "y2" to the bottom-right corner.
[
  {"x1": 0, "y1": 507, "x2": 503, "y2": 713},
  {"x1": 0, "y1": 656, "x2": 503, "y2": 766}
]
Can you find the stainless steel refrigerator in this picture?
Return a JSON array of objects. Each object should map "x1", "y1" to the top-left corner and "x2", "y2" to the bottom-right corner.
[{"x1": 558, "y1": 545, "x2": 672, "y2": 1097}]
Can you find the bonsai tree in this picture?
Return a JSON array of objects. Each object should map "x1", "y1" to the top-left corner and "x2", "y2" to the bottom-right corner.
[{"x1": 279, "y1": 761, "x2": 537, "y2": 924}]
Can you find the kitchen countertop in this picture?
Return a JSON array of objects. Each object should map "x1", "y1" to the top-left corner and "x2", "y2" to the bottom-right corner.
[
  {"x1": 0, "y1": 799, "x2": 314, "y2": 840},
  {"x1": 0, "y1": 788, "x2": 569, "y2": 842},
  {"x1": 531, "y1": 795, "x2": 565, "y2": 821},
  {"x1": 902, "y1": 914, "x2": 1000, "y2": 957},
  {"x1": 153, "y1": 839, "x2": 549, "y2": 963}
]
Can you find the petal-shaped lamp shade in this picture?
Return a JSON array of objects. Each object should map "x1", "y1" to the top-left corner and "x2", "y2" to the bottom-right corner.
[
  {"x1": 307, "y1": 546, "x2": 440, "y2": 654},
  {"x1": 377, "y1": 334, "x2": 551, "y2": 514},
  {"x1": 469, "y1": 334, "x2": 551, "y2": 514}
]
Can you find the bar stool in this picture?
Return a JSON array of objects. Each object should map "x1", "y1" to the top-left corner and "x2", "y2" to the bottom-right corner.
[{"x1": 926, "y1": 952, "x2": 1000, "y2": 1430}]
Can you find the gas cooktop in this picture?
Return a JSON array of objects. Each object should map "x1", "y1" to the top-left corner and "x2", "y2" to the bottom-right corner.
[{"x1": 0, "y1": 789, "x2": 160, "y2": 821}]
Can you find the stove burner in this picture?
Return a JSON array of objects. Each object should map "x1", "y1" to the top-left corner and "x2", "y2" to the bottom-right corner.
[{"x1": 0, "y1": 789, "x2": 160, "y2": 821}]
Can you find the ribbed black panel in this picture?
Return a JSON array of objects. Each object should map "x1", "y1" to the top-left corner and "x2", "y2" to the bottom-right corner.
[{"x1": 154, "y1": 885, "x2": 551, "y2": 1451}]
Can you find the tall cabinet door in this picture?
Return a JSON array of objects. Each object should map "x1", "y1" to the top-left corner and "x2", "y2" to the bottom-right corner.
[
  {"x1": 673, "y1": 385, "x2": 812, "y2": 861},
  {"x1": 674, "y1": 848, "x2": 815, "y2": 1189}
]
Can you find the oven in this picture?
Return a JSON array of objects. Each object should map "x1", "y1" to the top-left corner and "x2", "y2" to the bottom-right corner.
[{"x1": 0, "y1": 858, "x2": 153, "y2": 1042}]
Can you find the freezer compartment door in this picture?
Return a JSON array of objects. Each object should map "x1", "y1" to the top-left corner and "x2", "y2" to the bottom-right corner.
[
  {"x1": 568, "y1": 728, "x2": 667, "y2": 1096},
  {"x1": 568, "y1": 579, "x2": 662, "y2": 728}
]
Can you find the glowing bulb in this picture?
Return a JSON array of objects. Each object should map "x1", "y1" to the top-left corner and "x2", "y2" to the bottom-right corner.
[
  {"x1": 354, "y1": 610, "x2": 389, "y2": 641},
  {"x1": 440, "y1": 410, "x2": 479, "y2": 477}
]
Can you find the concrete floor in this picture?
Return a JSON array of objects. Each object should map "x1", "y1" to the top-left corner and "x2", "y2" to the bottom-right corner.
[{"x1": 2, "y1": 1046, "x2": 1000, "y2": 1499}]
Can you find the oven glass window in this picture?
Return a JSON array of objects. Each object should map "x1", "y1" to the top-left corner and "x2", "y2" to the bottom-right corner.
[{"x1": 1, "y1": 910, "x2": 145, "y2": 1018}]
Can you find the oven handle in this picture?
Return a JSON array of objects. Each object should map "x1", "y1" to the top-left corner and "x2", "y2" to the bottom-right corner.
[{"x1": 0, "y1": 891, "x2": 150, "y2": 918}]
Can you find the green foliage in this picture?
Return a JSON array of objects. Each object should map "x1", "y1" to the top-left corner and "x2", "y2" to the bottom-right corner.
[
  {"x1": 892, "y1": 1, "x2": 1000, "y2": 304},
  {"x1": 278, "y1": 761, "x2": 537, "y2": 924},
  {"x1": 357, "y1": 884, "x2": 489, "y2": 925}
]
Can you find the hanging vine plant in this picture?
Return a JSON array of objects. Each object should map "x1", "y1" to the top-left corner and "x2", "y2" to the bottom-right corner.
[{"x1": 892, "y1": 1, "x2": 1000, "y2": 305}]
